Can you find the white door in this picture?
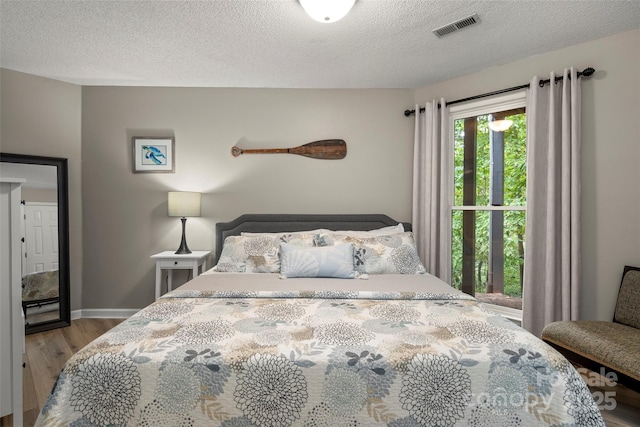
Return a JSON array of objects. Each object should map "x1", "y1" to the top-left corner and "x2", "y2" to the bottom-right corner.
[{"x1": 23, "y1": 202, "x2": 58, "y2": 274}]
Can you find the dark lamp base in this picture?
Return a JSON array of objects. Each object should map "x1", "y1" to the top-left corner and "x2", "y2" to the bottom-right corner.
[{"x1": 175, "y1": 217, "x2": 192, "y2": 254}]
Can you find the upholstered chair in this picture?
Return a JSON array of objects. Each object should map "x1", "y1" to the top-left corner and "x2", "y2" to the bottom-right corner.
[{"x1": 541, "y1": 265, "x2": 640, "y2": 391}]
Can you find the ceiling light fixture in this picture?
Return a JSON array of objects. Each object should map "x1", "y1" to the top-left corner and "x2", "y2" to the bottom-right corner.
[
  {"x1": 300, "y1": 0, "x2": 356, "y2": 23},
  {"x1": 488, "y1": 119, "x2": 513, "y2": 132}
]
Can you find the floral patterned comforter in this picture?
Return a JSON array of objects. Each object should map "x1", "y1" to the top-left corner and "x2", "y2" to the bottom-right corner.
[{"x1": 36, "y1": 288, "x2": 604, "y2": 426}]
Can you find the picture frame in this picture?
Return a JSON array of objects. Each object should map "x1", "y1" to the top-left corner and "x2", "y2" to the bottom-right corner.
[{"x1": 132, "y1": 137, "x2": 175, "y2": 173}]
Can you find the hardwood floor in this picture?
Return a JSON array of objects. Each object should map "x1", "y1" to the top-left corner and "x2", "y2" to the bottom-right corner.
[{"x1": 2, "y1": 318, "x2": 639, "y2": 426}]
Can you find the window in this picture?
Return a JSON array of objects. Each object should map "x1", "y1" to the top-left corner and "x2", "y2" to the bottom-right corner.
[{"x1": 449, "y1": 91, "x2": 527, "y2": 314}]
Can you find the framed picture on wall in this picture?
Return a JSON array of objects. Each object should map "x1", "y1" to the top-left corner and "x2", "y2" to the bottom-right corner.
[{"x1": 132, "y1": 137, "x2": 175, "y2": 173}]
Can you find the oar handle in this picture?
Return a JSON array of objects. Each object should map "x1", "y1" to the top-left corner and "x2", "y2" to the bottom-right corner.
[{"x1": 231, "y1": 146, "x2": 289, "y2": 157}]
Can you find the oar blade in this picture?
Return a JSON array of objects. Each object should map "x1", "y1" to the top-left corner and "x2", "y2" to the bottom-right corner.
[{"x1": 289, "y1": 139, "x2": 347, "y2": 159}]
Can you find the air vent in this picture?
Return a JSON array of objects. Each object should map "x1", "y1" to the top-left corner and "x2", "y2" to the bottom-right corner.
[{"x1": 433, "y1": 14, "x2": 480, "y2": 38}]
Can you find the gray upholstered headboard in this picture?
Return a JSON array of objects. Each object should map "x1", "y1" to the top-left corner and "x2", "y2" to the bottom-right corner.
[{"x1": 214, "y1": 214, "x2": 411, "y2": 262}]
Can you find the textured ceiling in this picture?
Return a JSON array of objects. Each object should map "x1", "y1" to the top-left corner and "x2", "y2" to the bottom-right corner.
[{"x1": 1, "y1": 0, "x2": 638, "y2": 89}]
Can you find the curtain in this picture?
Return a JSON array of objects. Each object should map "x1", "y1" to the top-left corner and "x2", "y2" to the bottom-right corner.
[
  {"x1": 523, "y1": 68, "x2": 581, "y2": 337},
  {"x1": 412, "y1": 99, "x2": 451, "y2": 283}
]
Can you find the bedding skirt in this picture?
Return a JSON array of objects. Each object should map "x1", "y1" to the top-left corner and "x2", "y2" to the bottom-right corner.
[{"x1": 35, "y1": 273, "x2": 604, "y2": 426}]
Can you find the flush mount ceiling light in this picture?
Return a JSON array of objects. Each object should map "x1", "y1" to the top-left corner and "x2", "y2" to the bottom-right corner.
[
  {"x1": 488, "y1": 119, "x2": 513, "y2": 132},
  {"x1": 300, "y1": 0, "x2": 356, "y2": 23}
]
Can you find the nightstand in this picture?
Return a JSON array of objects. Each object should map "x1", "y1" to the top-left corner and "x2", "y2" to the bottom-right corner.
[{"x1": 151, "y1": 250, "x2": 212, "y2": 300}]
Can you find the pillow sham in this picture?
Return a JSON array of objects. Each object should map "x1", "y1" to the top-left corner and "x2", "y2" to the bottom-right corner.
[
  {"x1": 213, "y1": 233, "x2": 317, "y2": 273},
  {"x1": 213, "y1": 235, "x2": 279, "y2": 273},
  {"x1": 280, "y1": 242, "x2": 358, "y2": 279},
  {"x1": 316, "y1": 232, "x2": 426, "y2": 275},
  {"x1": 339, "y1": 224, "x2": 404, "y2": 237},
  {"x1": 241, "y1": 223, "x2": 404, "y2": 238}
]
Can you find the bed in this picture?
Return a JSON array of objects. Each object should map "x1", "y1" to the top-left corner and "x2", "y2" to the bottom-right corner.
[{"x1": 35, "y1": 214, "x2": 604, "y2": 426}]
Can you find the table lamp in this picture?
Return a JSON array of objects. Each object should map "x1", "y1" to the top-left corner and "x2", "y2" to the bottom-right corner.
[{"x1": 168, "y1": 191, "x2": 201, "y2": 254}]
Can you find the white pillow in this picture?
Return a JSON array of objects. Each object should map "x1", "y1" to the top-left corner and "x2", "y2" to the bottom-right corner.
[{"x1": 279, "y1": 243, "x2": 358, "y2": 279}]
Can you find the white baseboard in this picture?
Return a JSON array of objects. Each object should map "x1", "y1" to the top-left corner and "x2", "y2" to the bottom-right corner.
[{"x1": 71, "y1": 308, "x2": 140, "y2": 320}]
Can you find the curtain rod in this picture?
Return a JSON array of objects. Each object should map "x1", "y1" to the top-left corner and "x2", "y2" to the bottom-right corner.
[{"x1": 403, "y1": 67, "x2": 595, "y2": 117}]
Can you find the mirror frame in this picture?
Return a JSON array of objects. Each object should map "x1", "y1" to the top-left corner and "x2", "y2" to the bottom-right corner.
[{"x1": 0, "y1": 153, "x2": 71, "y2": 334}]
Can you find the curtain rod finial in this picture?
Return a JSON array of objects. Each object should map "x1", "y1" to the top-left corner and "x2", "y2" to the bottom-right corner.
[{"x1": 581, "y1": 67, "x2": 595, "y2": 78}]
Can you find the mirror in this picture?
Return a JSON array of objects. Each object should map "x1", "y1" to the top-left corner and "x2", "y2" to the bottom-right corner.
[{"x1": 0, "y1": 153, "x2": 70, "y2": 334}]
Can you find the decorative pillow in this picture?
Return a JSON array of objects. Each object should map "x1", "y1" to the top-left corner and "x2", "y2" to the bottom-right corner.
[
  {"x1": 316, "y1": 232, "x2": 426, "y2": 275},
  {"x1": 280, "y1": 243, "x2": 357, "y2": 279},
  {"x1": 213, "y1": 233, "x2": 317, "y2": 273},
  {"x1": 213, "y1": 235, "x2": 280, "y2": 273}
]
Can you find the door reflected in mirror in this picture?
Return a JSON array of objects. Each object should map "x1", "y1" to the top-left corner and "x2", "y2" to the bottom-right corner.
[{"x1": 0, "y1": 154, "x2": 70, "y2": 334}]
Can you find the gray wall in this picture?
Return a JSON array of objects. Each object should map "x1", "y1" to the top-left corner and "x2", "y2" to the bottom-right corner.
[
  {"x1": 414, "y1": 29, "x2": 640, "y2": 321},
  {"x1": 0, "y1": 69, "x2": 83, "y2": 311},
  {"x1": 81, "y1": 87, "x2": 414, "y2": 309}
]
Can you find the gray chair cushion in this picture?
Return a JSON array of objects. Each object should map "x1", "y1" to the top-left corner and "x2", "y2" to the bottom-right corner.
[
  {"x1": 613, "y1": 267, "x2": 640, "y2": 329},
  {"x1": 541, "y1": 320, "x2": 640, "y2": 381}
]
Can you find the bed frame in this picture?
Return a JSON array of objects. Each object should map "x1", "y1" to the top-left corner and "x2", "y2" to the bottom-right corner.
[{"x1": 215, "y1": 214, "x2": 411, "y2": 262}]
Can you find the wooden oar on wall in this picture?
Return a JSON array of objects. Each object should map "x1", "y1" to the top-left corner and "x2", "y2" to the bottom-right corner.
[{"x1": 231, "y1": 139, "x2": 347, "y2": 160}]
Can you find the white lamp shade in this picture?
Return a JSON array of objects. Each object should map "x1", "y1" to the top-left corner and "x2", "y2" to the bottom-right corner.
[
  {"x1": 488, "y1": 119, "x2": 513, "y2": 132},
  {"x1": 168, "y1": 192, "x2": 201, "y2": 217},
  {"x1": 300, "y1": 0, "x2": 356, "y2": 23}
]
